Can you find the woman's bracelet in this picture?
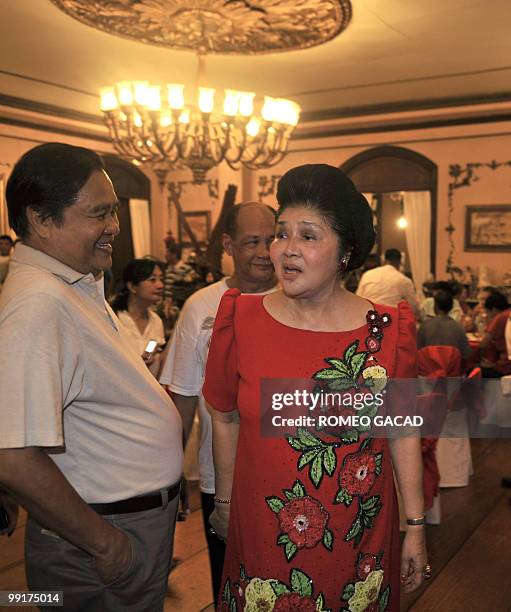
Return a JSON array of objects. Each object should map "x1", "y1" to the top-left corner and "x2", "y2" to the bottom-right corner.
[
  {"x1": 406, "y1": 515, "x2": 425, "y2": 525},
  {"x1": 214, "y1": 497, "x2": 231, "y2": 505}
]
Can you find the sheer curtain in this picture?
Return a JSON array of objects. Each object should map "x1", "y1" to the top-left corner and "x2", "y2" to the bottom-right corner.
[
  {"x1": 0, "y1": 176, "x2": 15, "y2": 238},
  {"x1": 129, "y1": 199, "x2": 151, "y2": 258},
  {"x1": 403, "y1": 191, "x2": 431, "y2": 297}
]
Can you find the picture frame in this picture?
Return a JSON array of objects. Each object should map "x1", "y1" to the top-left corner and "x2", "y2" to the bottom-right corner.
[
  {"x1": 464, "y1": 205, "x2": 511, "y2": 251},
  {"x1": 178, "y1": 210, "x2": 211, "y2": 247}
]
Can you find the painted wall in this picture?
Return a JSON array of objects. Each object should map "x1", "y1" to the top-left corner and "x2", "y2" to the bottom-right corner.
[
  {"x1": 244, "y1": 118, "x2": 511, "y2": 285},
  {"x1": 0, "y1": 122, "x2": 169, "y2": 258},
  {"x1": 2, "y1": 111, "x2": 511, "y2": 287}
]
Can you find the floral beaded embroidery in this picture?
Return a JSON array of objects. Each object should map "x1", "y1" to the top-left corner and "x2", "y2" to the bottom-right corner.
[
  {"x1": 334, "y1": 439, "x2": 384, "y2": 546},
  {"x1": 339, "y1": 551, "x2": 391, "y2": 612},
  {"x1": 286, "y1": 338, "x2": 389, "y2": 486},
  {"x1": 223, "y1": 565, "x2": 331, "y2": 612},
  {"x1": 265, "y1": 479, "x2": 333, "y2": 561}
]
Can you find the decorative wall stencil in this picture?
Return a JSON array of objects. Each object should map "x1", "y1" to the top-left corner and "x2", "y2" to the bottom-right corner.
[
  {"x1": 51, "y1": 0, "x2": 351, "y2": 54},
  {"x1": 447, "y1": 160, "x2": 511, "y2": 270},
  {"x1": 257, "y1": 173, "x2": 281, "y2": 200}
]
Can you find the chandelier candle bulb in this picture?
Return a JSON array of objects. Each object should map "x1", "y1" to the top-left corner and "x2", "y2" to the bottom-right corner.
[
  {"x1": 223, "y1": 90, "x2": 240, "y2": 116},
  {"x1": 178, "y1": 109, "x2": 190, "y2": 124},
  {"x1": 238, "y1": 92, "x2": 255, "y2": 117},
  {"x1": 198, "y1": 87, "x2": 215, "y2": 114},
  {"x1": 246, "y1": 117, "x2": 261, "y2": 137},
  {"x1": 100, "y1": 87, "x2": 118, "y2": 111},
  {"x1": 133, "y1": 112, "x2": 143, "y2": 128},
  {"x1": 146, "y1": 86, "x2": 162, "y2": 111},
  {"x1": 167, "y1": 84, "x2": 185, "y2": 109},
  {"x1": 133, "y1": 81, "x2": 149, "y2": 105},
  {"x1": 117, "y1": 82, "x2": 134, "y2": 106}
]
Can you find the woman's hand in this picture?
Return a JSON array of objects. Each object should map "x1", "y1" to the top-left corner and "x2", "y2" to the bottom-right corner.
[
  {"x1": 209, "y1": 501, "x2": 230, "y2": 542},
  {"x1": 400, "y1": 526, "x2": 429, "y2": 593},
  {"x1": 142, "y1": 346, "x2": 163, "y2": 373}
]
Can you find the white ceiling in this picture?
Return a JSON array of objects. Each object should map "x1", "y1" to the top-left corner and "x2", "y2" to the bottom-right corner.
[{"x1": 1, "y1": 0, "x2": 511, "y2": 125}]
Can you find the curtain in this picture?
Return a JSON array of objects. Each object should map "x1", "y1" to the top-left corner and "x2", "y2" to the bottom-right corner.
[
  {"x1": 403, "y1": 191, "x2": 431, "y2": 297},
  {"x1": 0, "y1": 176, "x2": 15, "y2": 238},
  {"x1": 129, "y1": 199, "x2": 151, "y2": 258},
  {"x1": 362, "y1": 192, "x2": 375, "y2": 211}
]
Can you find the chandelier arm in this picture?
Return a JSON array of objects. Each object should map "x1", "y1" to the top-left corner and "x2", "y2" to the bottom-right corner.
[
  {"x1": 161, "y1": 120, "x2": 183, "y2": 161},
  {"x1": 121, "y1": 111, "x2": 154, "y2": 160},
  {"x1": 209, "y1": 121, "x2": 231, "y2": 164},
  {"x1": 103, "y1": 114, "x2": 126, "y2": 155},
  {"x1": 148, "y1": 112, "x2": 175, "y2": 161},
  {"x1": 205, "y1": 117, "x2": 229, "y2": 165},
  {"x1": 240, "y1": 126, "x2": 272, "y2": 165},
  {"x1": 201, "y1": 117, "x2": 214, "y2": 163},
  {"x1": 224, "y1": 121, "x2": 247, "y2": 165},
  {"x1": 225, "y1": 158, "x2": 241, "y2": 171},
  {"x1": 138, "y1": 110, "x2": 163, "y2": 162}
]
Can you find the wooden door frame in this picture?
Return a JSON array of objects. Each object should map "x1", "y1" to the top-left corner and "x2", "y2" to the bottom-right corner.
[{"x1": 341, "y1": 145, "x2": 437, "y2": 275}]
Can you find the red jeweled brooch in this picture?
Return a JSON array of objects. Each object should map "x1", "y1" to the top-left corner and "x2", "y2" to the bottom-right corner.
[{"x1": 365, "y1": 310, "x2": 391, "y2": 353}]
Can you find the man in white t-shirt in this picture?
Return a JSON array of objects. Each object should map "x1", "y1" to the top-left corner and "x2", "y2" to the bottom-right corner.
[
  {"x1": 356, "y1": 248, "x2": 420, "y2": 317},
  {"x1": 160, "y1": 202, "x2": 277, "y2": 601}
]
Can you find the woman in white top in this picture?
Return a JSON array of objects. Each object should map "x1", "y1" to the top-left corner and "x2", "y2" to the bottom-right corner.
[{"x1": 111, "y1": 259, "x2": 165, "y2": 376}]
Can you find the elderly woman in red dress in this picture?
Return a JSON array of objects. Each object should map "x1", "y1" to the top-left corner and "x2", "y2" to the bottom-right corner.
[{"x1": 204, "y1": 164, "x2": 428, "y2": 611}]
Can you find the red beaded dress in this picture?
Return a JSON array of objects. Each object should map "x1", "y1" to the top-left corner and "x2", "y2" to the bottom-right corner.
[{"x1": 203, "y1": 289, "x2": 417, "y2": 612}]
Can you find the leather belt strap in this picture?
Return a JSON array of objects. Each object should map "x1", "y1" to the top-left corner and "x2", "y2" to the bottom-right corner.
[{"x1": 89, "y1": 481, "x2": 180, "y2": 515}]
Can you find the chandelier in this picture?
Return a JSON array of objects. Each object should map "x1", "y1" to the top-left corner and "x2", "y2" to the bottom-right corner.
[
  {"x1": 54, "y1": 0, "x2": 352, "y2": 183},
  {"x1": 100, "y1": 62, "x2": 301, "y2": 184}
]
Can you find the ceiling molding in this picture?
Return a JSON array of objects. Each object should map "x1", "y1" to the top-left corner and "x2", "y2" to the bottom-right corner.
[
  {"x1": 0, "y1": 115, "x2": 110, "y2": 143},
  {"x1": 0, "y1": 69, "x2": 96, "y2": 98},
  {"x1": 301, "y1": 92, "x2": 511, "y2": 123},
  {"x1": 294, "y1": 112, "x2": 511, "y2": 141},
  {"x1": 0, "y1": 94, "x2": 103, "y2": 126},
  {"x1": 288, "y1": 131, "x2": 511, "y2": 154},
  {"x1": 285, "y1": 65, "x2": 511, "y2": 99},
  {"x1": 2, "y1": 91, "x2": 511, "y2": 145}
]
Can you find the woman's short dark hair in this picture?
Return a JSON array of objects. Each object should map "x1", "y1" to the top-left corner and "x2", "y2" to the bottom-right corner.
[
  {"x1": 111, "y1": 259, "x2": 161, "y2": 313},
  {"x1": 484, "y1": 291, "x2": 509, "y2": 312},
  {"x1": 6, "y1": 142, "x2": 105, "y2": 239},
  {"x1": 276, "y1": 164, "x2": 376, "y2": 271}
]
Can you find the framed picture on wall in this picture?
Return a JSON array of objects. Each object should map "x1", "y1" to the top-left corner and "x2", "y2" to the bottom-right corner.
[
  {"x1": 465, "y1": 205, "x2": 511, "y2": 251},
  {"x1": 178, "y1": 211, "x2": 212, "y2": 247}
]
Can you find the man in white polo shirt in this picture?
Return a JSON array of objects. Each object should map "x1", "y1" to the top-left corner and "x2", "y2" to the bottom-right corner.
[
  {"x1": 159, "y1": 202, "x2": 277, "y2": 602},
  {"x1": 0, "y1": 143, "x2": 183, "y2": 611},
  {"x1": 356, "y1": 248, "x2": 420, "y2": 317}
]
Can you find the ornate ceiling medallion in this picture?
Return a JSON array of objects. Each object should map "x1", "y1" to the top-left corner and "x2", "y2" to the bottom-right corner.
[{"x1": 50, "y1": 0, "x2": 352, "y2": 54}]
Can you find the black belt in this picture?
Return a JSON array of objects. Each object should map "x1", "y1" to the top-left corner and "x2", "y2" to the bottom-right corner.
[{"x1": 90, "y1": 482, "x2": 181, "y2": 515}]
